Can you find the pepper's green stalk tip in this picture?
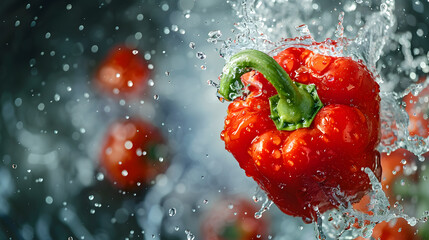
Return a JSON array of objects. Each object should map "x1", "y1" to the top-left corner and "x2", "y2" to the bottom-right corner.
[{"x1": 218, "y1": 49, "x2": 323, "y2": 131}]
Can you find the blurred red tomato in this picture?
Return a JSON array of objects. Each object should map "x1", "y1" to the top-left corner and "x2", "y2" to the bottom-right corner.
[
  {"x1": 404, "y1": 83, "x2": 429, "y2": 138},
  {"x1": 201, "y1": 197, "x2": 269, "y2": 240},
  {"x1": 95, "y1": 45, "x2": 150, "y2": 98},
  {"x1": 355, "y1": 218, "x2": 420, "y2": 240},
  {"x1": 99, "y1": 119, "x2": 168, "y2": 190}
]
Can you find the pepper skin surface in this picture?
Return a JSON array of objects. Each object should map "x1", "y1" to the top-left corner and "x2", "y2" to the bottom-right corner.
[{"x1": 220, "y1": 47, "x2": 381, "y2": 223}]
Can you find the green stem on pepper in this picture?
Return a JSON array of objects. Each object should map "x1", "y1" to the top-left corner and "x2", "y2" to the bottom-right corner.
[{"x1": 218, "y1": 49, "x2": 323, "y2": 131}]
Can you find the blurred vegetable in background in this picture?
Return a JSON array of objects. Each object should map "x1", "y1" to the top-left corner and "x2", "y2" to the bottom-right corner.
[
  {"x1": 99, "y1": 118, "x2": 169, "y2": 190},
  {"x1": 95, "y1": 45, "x2": 150, "y2": 98},
  {"x1": 201, "y1": 196, "x2": 270, "y2": 240}
]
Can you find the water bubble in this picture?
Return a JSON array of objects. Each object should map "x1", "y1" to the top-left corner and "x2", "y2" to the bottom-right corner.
[
  {"x1": 207, "y1": 30, "x2": 222, "y2": 43},
  {"x1": 124, "y1": 141, "x2": 133, "y2": 150},
  {"x1": 203, "y1": 199, "x2": 208, "y2": 204},
  {"x1": 184, "y1": 10, "x2": 191, "y2": 19},
  {"x1": 66, "y1": 4, "x2": 72, "y2": 10},
  {"x1": 135, "y1": 32, "x2": 143, "y2": 40},
  {"x1": 37, "y1": 103, "x2": 45, "y2": 111},
  {"x1": 96, "y1": 172, "x2": 104, "y2": 181},
  {"x1": 153, "y1": 95, "x2": 159, "y2": 100},
  {"x1": 168, "y1": 208, "x2": 176, "y2": 216},
  {"x1": 163, "y1": 27, "x2": 170, "y2": 34},
  {"x1": 200, "y1": 65, "x2": 206, "y2": 70},
  {"x1": 174, "y1": 226, "x2": 179, "y2": 231},
  {"x1": 63, "y1": 64, "x2": 70, "y2": 72},
  {"x1": 136, "y1": 14, "x2": 144, "y2": 21},
  {"x1": 171, "y1": 25, "x2": 179, "y2": 32},
  {"x1": 196, "y1": 52, "x2": 206, "y2": 60},
  {"x1": 148, "y1": 79, "x2": 154, "y2": 86},
  {"x1": 208, "y1": 30, "x2": 222, "y2": 39},
  {"x1": 161, "y1": 3, "x2": 169, "y2": 11},
  {"x1": 122, "y1": 170, "x2": 129, "y2": 176},
  {"x1": 165, "y1": 71, "x2": 170, "y2": 76},
  {"x1": 14, "y1": 98, "x2": 22, "y2": 107},
  {"x1": 158, "y1": 157, "x2": 164, "y2": 162},
  {"x1": 45, "y1": 196, "x2": 53, "y2": 204},
  {"x1": 189, "y1": 42, "x2": 195, "y2": 49},
  {"x1": 91, "y1": 45, "x2": 99, "y2": 53},
  {"x1": 185, "y1": 230, "x2": 195, "y2": 240},
  {"x1": 136, "y1": 148, "x2": 143, "y2": 156},
  {"x1": 88, "y1": 195, "x2": 94, "y2": 201}
]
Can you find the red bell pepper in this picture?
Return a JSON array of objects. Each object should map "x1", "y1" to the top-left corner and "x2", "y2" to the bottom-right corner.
[{"x1": 218, "y1": 46, "x2": 382, "y2": 223}]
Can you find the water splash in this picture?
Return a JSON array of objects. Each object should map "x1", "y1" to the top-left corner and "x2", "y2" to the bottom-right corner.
[
  {"x1": 253, "y1": 187, "x2": 273, "y2": 219},
  {"x1": 313, "y1": 168, "x2": 428, "y2": 239},
  {"x1": 213, "y1": 0, "x2": 429, "y2": 156},
  {"x1": 210, "y1": 0, "x2": 429, "y2": 238}
]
